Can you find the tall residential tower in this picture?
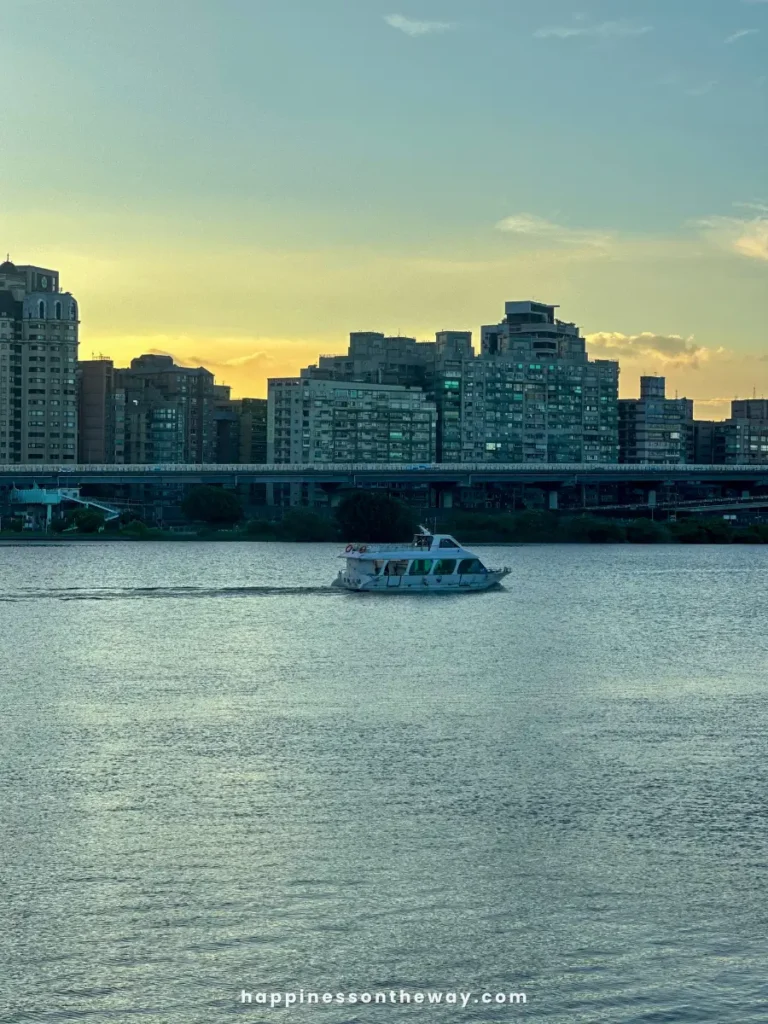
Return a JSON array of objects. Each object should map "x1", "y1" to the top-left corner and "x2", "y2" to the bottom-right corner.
[
  {"x1": 461, "y1": 301, "x2": 619, "y2": 463},
  {"x1": 0, "y1": 260, "x2": 79, "y2": 463},
  {"x1": 618, "y1": 376, "x2": 694, "y2": 464}
]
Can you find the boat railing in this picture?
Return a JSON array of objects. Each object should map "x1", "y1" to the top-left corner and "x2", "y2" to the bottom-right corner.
[{"x1": 347, "y1": 542, "x2": 419, "y2": 552}]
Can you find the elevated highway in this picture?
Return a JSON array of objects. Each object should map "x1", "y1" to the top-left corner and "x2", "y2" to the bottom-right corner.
[
  {"x1": 2, "y1": 462, "x2": 768, "y2": 488},
  {"x1": 3, "y1": 463, "x2": 768, "y2": 518}
]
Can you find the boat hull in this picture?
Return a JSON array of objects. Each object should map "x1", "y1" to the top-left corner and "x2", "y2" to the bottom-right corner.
[{"x1": 333, "y1": 570, "x2": 509, "y2": 593}]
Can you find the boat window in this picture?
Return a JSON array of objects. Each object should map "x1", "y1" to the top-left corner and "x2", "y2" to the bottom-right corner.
[
  {"x1": 373, "y1": 560, "x2": 386, "y2": 575},
  {"x1": 409, "y1": 559, "x2": 433, "y2": 576},
  {"x1": 384, "y1": 559, "x2": 409, "y2": 576},
  {"x1": 434, "y1": 559, "x2": 457, "y2": 575},
  {"x1": 439, "y1": 538, "x2": 459, "y2": 548},
  {"x1": 458, "y1": 558, "x2": 485, "y2": 574}
]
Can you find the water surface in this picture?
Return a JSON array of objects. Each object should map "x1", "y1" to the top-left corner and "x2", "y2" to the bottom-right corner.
[{"x1": 2, "y1": 542, "x2": 767, "y2": 1022}]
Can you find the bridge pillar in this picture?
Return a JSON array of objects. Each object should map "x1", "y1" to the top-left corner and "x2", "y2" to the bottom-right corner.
[
  {"x1": 742, "y1": 490, "x2": 751, "y2": 500},
  {"x1": 429, "y1": 484, "x2": 455, "y2": 508},
  {"x1": 648, "y1": 489, "x2": 657, "y2": 508},
  {"x1": 266, "y1": 483, "x2": 275, "y2": 506},
  {"x1": 548, "y1": 490, "x2": 559, "y2": 511}
]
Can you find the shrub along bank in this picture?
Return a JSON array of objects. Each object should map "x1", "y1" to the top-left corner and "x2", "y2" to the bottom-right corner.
[
  {"x1": 437, "y1": 510, "x2": 768, "y2": 544},
  {"x1": 4, "y1": 487, "x2": 768, "y2": 544}
]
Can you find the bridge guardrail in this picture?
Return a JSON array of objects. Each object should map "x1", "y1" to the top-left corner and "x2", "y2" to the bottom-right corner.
[{"x1": 2, "y1": 462, "x2": 768, "y2": 475}]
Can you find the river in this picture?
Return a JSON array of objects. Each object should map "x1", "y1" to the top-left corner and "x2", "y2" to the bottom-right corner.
[{"x1": 2, "y1": 541, "x2": 767, "y2": 1022}]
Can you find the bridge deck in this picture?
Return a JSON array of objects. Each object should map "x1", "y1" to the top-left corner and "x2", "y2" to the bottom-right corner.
[{"x1": 2, "y1": 462, "x2": 768, "y2": 486}]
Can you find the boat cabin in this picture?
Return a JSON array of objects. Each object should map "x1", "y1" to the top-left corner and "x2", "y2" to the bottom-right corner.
[
  {"x1": 371, "y1": 554, "x2": 488, "y2": 579},
  {"x1": 343, "y1": 531, "x2": 489, "y2": 581}
]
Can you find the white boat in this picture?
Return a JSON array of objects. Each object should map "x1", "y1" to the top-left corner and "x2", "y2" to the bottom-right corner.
[{"x1": 333, "y1": 526, "x2": 511, "y2": 593}]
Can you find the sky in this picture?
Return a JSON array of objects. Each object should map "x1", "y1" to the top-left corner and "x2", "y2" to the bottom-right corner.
[{"x1": 1, "y1": 0, "x2": 766, "y2": 417}]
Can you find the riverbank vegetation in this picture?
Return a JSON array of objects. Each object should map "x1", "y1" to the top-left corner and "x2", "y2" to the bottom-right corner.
[
  {"x1": 437, "y1": 510, "x2": 768, "y2": 545},
  {"x1": 4, "y1": 488, "x2": 768, "y2": 543}
]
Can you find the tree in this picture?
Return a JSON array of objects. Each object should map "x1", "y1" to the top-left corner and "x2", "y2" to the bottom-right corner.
[
  {"x1": 120, "y1": 520, "x2": 150, "y2": 538},
  {"x1": 335, "y1": 490, "x2": 417, "y2": 543},
  {"x1": 670, "y1": 517, "x2": 733, "y2": 544},
  {"x1": 626, "y1": 518, "x2": 670, "y2": 544},
  {"x1": 561, "y1": 515, "x2": 626, "y2": 543},
  {"x1": 245, "y1": 518, "x2": 280, "y2": 540},
  {"x1": 733, "y1": 524, "x2": 768, "y2": 544},
  {"x1": 181, "y1": 486, "x2": 243, "y2": 526},
  {"x1": 278, "y1": 510, "x2": 337, "y2": 542},
  {"x1": 73, "y1": 507, "x2": 105, "y2": 534},
  {"x1": 511, "y1": 510, "x2": 559, "y2": 542}
]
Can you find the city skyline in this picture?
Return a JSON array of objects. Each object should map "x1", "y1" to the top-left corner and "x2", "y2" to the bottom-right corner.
[{"x1": 1, "y1": 0, "x2": 766, "y2": 417}]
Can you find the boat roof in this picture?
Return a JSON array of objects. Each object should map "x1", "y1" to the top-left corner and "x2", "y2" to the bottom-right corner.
[{"x1": 340, "y1": 528, "x2": 477, "y2": 560}]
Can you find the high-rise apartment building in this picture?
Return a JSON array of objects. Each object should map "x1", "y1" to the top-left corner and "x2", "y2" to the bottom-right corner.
[
  {"x1": 212, "y1": 388, "x2": 269, "y2": 464},
  {"x1": 693, "y1": 420, "x2": 722, "y2": 464},
  {"x1": 304, "y1": 301, "x2": 618, "y2": 464},
  {"x1": 307, "y1": 329, "x2": 472, "y2": 461},
  {"x1": 618, "y1": 376, "x2": 694, "y2": 464},
  {"x1": 460, "y1": 301, "x2": 619, "y2": 463},
  {"x1": 114, "y1": 355, "x2": 215, "y2": 464},
  {"x1": 314, "y1": 332, "x2": 438, "y2": 389},
  {"x1": 78, "y1": 358, "x2": 115, "y2": 463},
  {"x1": 238, "y1": 398, "x2": 268, "y2": 463},
  {"x1": 431, "y1": 332, "x2": 473, "y2": 461},
  {"x1": 693, "y1": 401, "x2": 768, "y2": 465},
  {"x1": 718, "y1": 400, "x2": 768, "y2": 465},
  {"x1": 268, "y1": 373, "x2": 437, "y2": 464},
  {"x1": 213, "y1": 384, "x2": 241, "y2": 463},
  {"x1": 731, "y1": 399, "x2": 768, "y2": 422},
  {"x1": 0, "y1": 260, "x2": 79, "y2": 463}
]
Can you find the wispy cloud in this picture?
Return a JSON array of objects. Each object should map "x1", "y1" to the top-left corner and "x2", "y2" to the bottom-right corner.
[
  {"x1": 146, "y1": 346, "x2": 271, "y2": 371},
  {"x1": 734, "y1": 201, "x2": 768, "y2": 214},
  {"x1": 146, "y1": 347, "x2": 196, "y2": 366},
  {"x1": 695, "y1": 210, "x2": 768, "y2": 261},
  {"x1": 534, "y1": 20, "x2": 652, "y2": 40},
  {"x1": 725, "y1": 28, "x2": 759, "y2": 44},
  {"x1": 586, "y1": 332, "x2": 715, "y2": 369},
  {"x1": 495, "y1": 213, "x2": 613, "y2": 249},
  {"x1": 686, "y1": 80, "x2": 718, "y2": 96},
  {"x1": 384, "y1": 14, "x2": 455, "y2": 37}
]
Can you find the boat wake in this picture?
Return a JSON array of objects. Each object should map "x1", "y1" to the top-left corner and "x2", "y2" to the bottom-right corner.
[{"x1": 0, "y1": 585, "x2": 339, "y2": 602}]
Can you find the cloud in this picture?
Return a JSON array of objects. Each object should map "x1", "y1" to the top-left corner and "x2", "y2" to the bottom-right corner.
[
  {"x1": 586, "y1": 332, "x2": 715, "y2": 369},
  {"x1": 733, "y1": 201, "x2": 768, "y2": 213},
  {"x1": 144, "y1": 346, "x2": 272, "y2": 373},
  {"x1": 725, "y1": 28, "x2": 759, "y2": 43},
  {"x1": 534, "y1": 20, "x2": 652, "y2": 40},
  {"x1": 216, "y1": 351, "x2": 271, "y2": 369},
  {"x1": 686, "y1": 80, "x2": 718, "y2": 96},
  {"x1": 145, "y1": 347, "x2": 197, "y2": 367},
  {"x1": 495, "y1": 213, "x2": 613, "y2": 250},
  {"x1": 695, "y1": 211, "x2": 768, "y2": 261},
  {"x1": 384, "y1": 14, "x2": 455, "y2": 37}
]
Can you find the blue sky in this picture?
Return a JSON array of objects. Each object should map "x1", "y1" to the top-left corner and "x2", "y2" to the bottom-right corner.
[{"x1": 1, "y1": 0, "x2": 766, "y2": 412}]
